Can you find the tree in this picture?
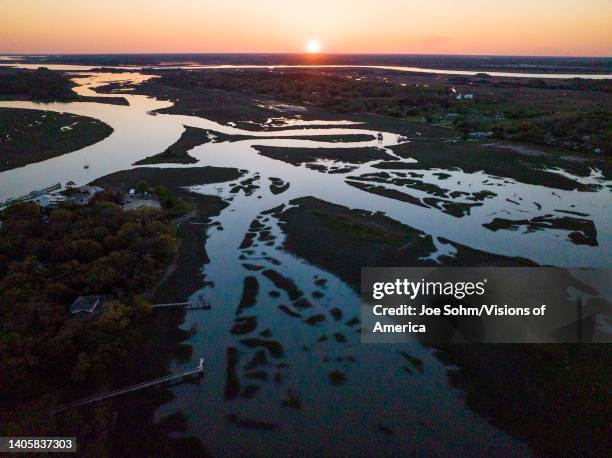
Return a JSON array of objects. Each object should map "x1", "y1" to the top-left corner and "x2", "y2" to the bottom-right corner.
[{"x1": 136, "y1": 180, "x2": 150, "y2": 194}]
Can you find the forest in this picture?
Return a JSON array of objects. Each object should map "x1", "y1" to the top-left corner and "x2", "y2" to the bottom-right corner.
[{"x1": 0, "y1": 196, "x2": 177, "y2": 433}]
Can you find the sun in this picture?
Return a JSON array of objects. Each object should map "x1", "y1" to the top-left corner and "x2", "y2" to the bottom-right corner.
[{"x1": 305, "y1": 39, "x2": 321, "y2": 54}]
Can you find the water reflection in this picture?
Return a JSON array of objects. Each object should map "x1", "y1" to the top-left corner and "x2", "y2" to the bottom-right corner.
[{"x1": 0, "y1": 70, "x2": 609, "y2": 455}]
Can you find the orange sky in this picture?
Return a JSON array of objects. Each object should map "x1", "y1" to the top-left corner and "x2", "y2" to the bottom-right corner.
[{"x1": 1, "y1": 0, "x2": 611, "y2": 56}]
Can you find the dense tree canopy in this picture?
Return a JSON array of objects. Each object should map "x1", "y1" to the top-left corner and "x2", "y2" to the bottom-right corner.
[
  {"x1": 0, "y1": 68, "x2": 77, "y2": 101},
  {"x1": 0, "y1": 198, "x2": 177, "y2": 402}
]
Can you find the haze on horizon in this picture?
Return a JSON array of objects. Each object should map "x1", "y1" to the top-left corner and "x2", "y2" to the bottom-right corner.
[{"x1": 1, "y1": 0, "x2": 611, "y2": 57}]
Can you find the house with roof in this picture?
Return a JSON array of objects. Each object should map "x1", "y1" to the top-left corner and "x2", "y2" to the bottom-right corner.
[
  {"x1": 71, "y1": 185, "x2": 104, "y2": 205},
  {"x1": 69, "y1": 295, "x2": 111, "y2": 315}
]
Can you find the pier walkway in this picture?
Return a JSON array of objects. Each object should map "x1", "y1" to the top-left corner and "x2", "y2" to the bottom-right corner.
[{"x1": 54, "y1": 358, "x2": 204, "y2": 414}]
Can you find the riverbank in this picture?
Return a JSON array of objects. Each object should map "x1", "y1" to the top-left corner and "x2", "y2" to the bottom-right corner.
[{"x1": 87, "y1": 166, "x2": 244, "y2": 455}]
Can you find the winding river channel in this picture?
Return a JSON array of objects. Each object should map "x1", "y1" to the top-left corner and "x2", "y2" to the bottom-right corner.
[{"x1": 0, "y1": 68, "x2": 610, "y2": 455}]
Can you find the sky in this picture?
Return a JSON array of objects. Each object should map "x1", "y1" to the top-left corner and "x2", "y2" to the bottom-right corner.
[{"x1": 1, "y1": 0, "x2": 611, "y2": 56}]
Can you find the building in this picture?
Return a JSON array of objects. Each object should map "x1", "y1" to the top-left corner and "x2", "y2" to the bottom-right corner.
[
  {"x1": 32, "y1": 194, "x2": 67, "y2": 208},
  {"x1": 468, "y1": 131, "x2": 494, "y2": 140},
  {"x1": 79, "y1": 185, "x2": 104, "y2": 195},
  {"x1": 29, "y1": 185, "x2": 104, "y2": 208},
  {"x1": 70, "y1": 185, "x2": 104, "y2": 205},
  {"x1": 69, "y1": 295, "x2": 111, "y2": 314}
]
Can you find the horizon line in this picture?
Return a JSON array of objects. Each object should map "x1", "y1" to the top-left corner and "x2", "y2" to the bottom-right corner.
[{"x1": 1, "y1": 52, "x2": 611, "y2": 59}]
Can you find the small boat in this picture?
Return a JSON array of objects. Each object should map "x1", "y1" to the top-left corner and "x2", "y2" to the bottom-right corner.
[{"x1": 83, "y1": 160, "x2": 90, "y2": 169}]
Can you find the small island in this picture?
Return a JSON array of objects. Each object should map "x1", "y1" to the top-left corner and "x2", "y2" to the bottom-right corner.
[{"x1": 0, "y1": 108, "x2": 113, "y2": 171}]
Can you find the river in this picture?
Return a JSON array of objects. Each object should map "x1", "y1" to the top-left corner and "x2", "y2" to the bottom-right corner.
[{"x1": 0, "y1": 69, "x2": 610, "y2": 455}]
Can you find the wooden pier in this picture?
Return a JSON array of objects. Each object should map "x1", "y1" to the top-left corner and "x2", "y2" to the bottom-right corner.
[
  {"x1": 54, "y1": 358, "x2": 204, "y2": 414},
  {"x1": 0, "y1": 183, "x2": 62, "y2": 210},
  {"x1": 151, "y1": 301, "x2": 210, "y2": 311}
]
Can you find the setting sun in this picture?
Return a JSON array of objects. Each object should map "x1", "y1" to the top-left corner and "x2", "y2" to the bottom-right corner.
[
  {"x1": 305, "y1": 39, "x2": 321, "y2": 53},
  {"x1": 0, "y1": 0, "x2": 611, "y2": 456}
]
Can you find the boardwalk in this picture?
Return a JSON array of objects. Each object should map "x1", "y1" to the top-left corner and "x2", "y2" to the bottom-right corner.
[{"x1": 54, "y1": 358, "x2": 204, "y2": 414}]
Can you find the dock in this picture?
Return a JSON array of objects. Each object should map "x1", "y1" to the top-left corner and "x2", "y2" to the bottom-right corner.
[{"x1": 54, "y1": 358, "x2": 204, "y2": 414}]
